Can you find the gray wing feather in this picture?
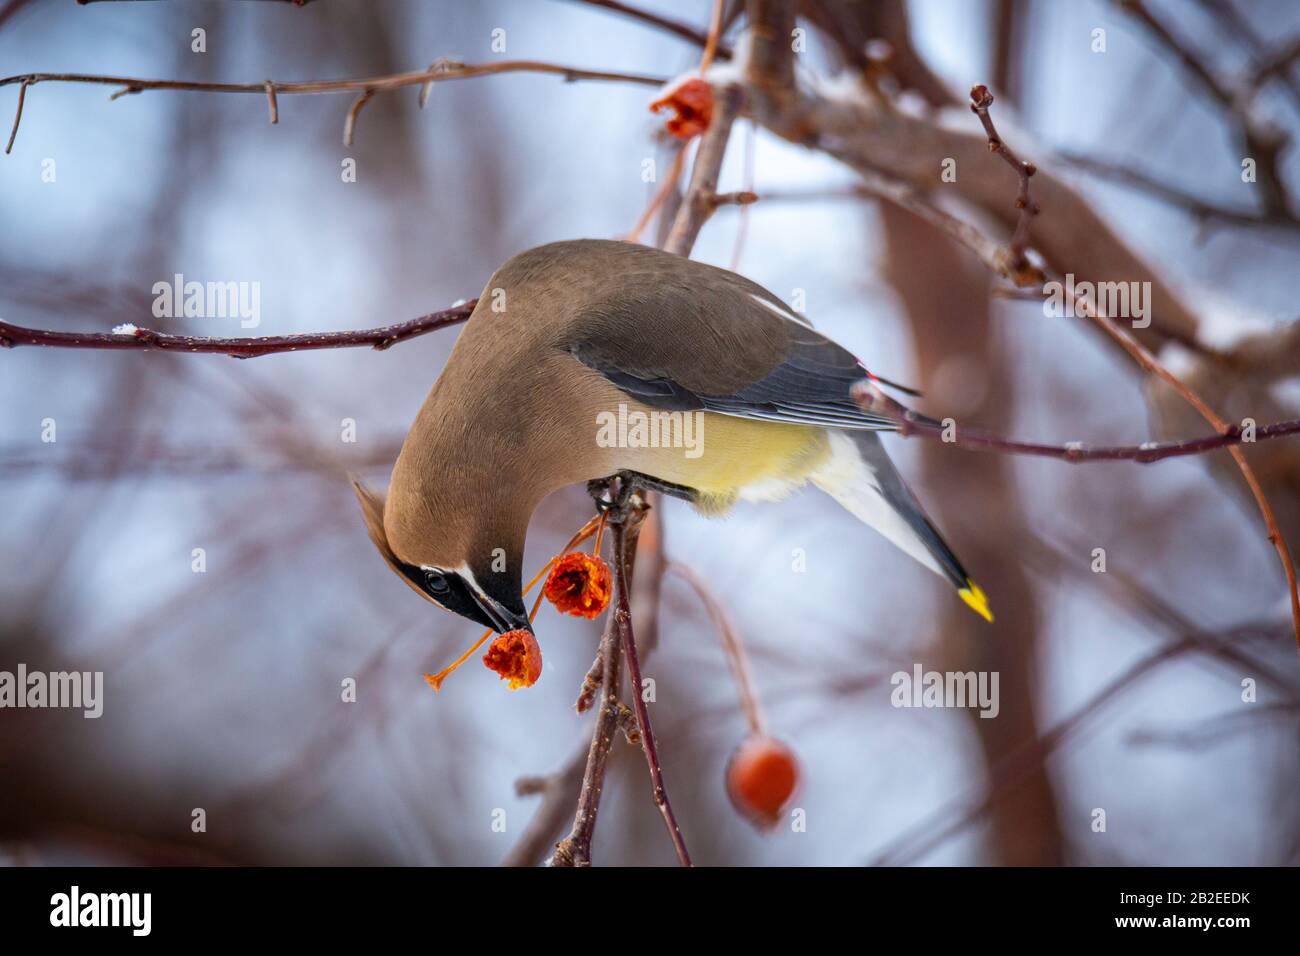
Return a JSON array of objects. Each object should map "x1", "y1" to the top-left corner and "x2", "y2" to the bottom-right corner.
[{"x1": 568, "y1": 317, "x2": 896, "y2": 431}]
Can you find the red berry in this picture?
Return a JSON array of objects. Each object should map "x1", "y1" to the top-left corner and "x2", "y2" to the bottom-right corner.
[
  {"x1": 543, "y1": 552, "x2": 612, "y2": 619},
  {"x1": 726, "y1": 736, "x2": 799, "y2": 828},
  {"x1": 482, "y1": 629, "x2": 542, "y2": 690}
]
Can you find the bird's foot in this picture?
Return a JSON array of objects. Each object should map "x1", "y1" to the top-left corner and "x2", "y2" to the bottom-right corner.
[{"x1": 587, "y1": 470, "x2": 690, "y2": 522}]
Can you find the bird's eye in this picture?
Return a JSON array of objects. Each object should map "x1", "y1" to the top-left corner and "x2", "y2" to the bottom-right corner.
[{"x1": 424, "y1": 570, "x2": 451, "y2": 595}]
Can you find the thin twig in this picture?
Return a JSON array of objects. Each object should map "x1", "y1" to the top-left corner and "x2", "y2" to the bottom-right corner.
[
  {"x1": 4, "y1": 76, "x2": 27, "y2": 153},
  {"x1": 1058, "y1": 150, "x2": 1300, "y2": 232},
  {"x1": 667, "y1": 561, "x2": 765, "y2": 736},
  {"x1": 663, "y1": 82, "x2": 745, "y2": 255},
  {"x1": 969, "y1": 84, "x2": 1038, "y2": 279},
  {"x1": 0, "y1": 61, "x2": 664, "y2": 153},
  {"x1": 851, "y1": 382, "x2": 1300, "y2": 463},
  {"x1": 417, "y1": 58, "x2": 464, "y2": 109},
  {"x1": 551, "y1": 627, "x2": 622, "y2": 867},
  {"x1": 568, "y1": 0, "x2": 733, "y2": 59},
  {"x1": 728, "y1": 121, "x2": 757, "y2": 271},
  {"x1": 1114, "y1": 0, "x2": 1291, "y2": 218},
  {"x1": 574, "y1": 644, "x2": 607, "y2": 713},
  {"x1": 0, "y1": 62, "x2": 665, "y2": 97},
  {"x1": 625, "y1": 142, "x2": 687, "y2": 244},
  {"x1": 1248, "y1": 34, "x2": 1300, "y2": 98},
  {"x1": 551, "y1": 497, "x2": 644, "y2": 866},
  {"x1": 501, "y1": 744, "x2": 588, "y2": 867},
  {"x1": 714, "y1": 189, "x2": 758, "y2": 207},
  {"x1": 610, "y1": 506, "x2": 692, "y2": 866},
  {"x1": 263, "y1": 80, "x2": 278, "y2": 125},
  {"x1": 0, "y1": 300, "x2": 476, "y2": 358},
  {"x1": 698, "y1": 0, "x2": 727, "y2": 74},
  {"x1": 342, "y1": 89, "x2": 373, "y2": 146},
  {"x1": 614, "y1": 701, "x2": 642, "y2": 744}
]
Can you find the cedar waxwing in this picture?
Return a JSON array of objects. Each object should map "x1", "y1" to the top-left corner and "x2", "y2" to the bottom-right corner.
[{"x1": 355, "y1": 238, "x2": 992, "y2": 634}]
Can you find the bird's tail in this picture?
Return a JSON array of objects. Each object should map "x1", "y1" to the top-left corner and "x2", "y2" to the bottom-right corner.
[{"x1": 809, "y1": 429, "x2": 993, "y2": 622}]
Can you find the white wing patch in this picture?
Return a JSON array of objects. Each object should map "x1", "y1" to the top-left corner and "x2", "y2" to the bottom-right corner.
[
  {"x1": 748, "y1": 292, "x2": 814, "y2": 329},
  {"x1": 809, "y1": 432, "x2": 944, "y2": 578}
]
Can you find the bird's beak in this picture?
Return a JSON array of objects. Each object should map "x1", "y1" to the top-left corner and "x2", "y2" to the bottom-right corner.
[{"x1": 467, "y1": 584, "x2": 533, "y2": 635}]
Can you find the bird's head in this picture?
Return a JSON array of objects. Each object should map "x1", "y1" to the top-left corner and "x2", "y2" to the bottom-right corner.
[{"x1": 352, "y1": 478, "x2": 531, "y2": 635}]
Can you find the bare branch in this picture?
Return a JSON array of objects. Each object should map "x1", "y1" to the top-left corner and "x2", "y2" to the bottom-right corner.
[
  {"x1": 574, "y1": 644, "x2": 607, "y2": 713},
  {"x1": 1057, "y1": 150, "x2": 1300, "y2": 232},
  {"x1": 852, "y1": 381, "x2": 1300, "y2": 463},
  {"x1": 1115, "y1": 0, "x2": 1292, "y2": 218},
  {"x1": 551, "y1": 508, "x2": 640, "y2": 867},
  {"x1": 608, "y1": 504, "x2": 692, "y2": 866},
  {"x1": 548, "y1": 683, "x2": 616, "y2": 865},
  {"x1": 969, "y1": 84, "x2": 1039, "y2": 280},
  {"x1": 743, "y1": 0, "x2": 796, "y2": 95},
  {"x1": 0, "y1": 62, "x2": 664, "y2": 98},
  {"x1": 663, "y1": 82, "x2": 745, "y2": 256},
  {"x1": 0, "y1": 60, "x2": 664, "y2": 151},
  {"x1": 342, "y1": 89, "x2": 374, "y2": 147},
  {"x1": 699, "y1": 0, "x2": 727, "y2": 73},
  {"x1": 567, "y1": 0, "x2": 733, "y2": 60},
  {"x1": 666, "y1": 561, "x2": 765, "y2": 735},
  {"x1": 4, "y1": 76, "x2": 26, "y2": 154},
  {"x1": 263, "y1": 80, "x2": 278, "y2": 125},
  {"x1": 504, "y1": 740, "x2": 590, "y2": 867},
  {"x1": 0, "y1": 300, "x2": 476, "y2": 358}
]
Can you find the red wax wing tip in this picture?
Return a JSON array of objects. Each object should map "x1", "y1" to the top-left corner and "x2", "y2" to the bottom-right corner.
[
  {"x1": 483, "y1": 629, "x2": 542, "y2": 690},
  {"x1": 726, "y1": 735, "x2": 800, "y2": 829},
  {"x1": 543, "y1": 552, "x2": 612, "y2": 619},
  {"x1": 649, "y1": 76, "x2": 714, "y2": 141}
]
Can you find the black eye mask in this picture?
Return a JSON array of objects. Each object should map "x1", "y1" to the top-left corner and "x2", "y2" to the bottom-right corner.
[{"x1": 394, "y1": 561, "x2": 496, "y2": 631}]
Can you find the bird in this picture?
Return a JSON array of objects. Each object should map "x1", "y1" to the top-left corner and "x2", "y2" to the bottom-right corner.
[{"x1": 354, "y1": 238, "x2": 992, "y2": 636}]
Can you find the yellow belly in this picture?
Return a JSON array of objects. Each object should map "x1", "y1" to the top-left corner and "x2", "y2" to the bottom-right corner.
[
  {"x1": 558, "y1": 368, "x2": 831, "y2": 513},
  {"x1": 608, "y1": 408, "x2": 831, "y2": 513}
]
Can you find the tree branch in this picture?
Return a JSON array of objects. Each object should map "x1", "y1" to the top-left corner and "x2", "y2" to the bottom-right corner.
[
  {"x1": 663, "y1": 82, "x2": 745, "y2": 256},
  {"x1": 500, "y1": 746, "x2": 587, "y2": 867},
  {"x1": 666, "y1": 561, "x2": 765, "y2": 735},
  {"x1": 608, "y1": 503, "x2": 691, "y2": 866},
  {"x1": 969, "y1": 83, "x2": 1039, "y2": 280},
  {"x1": 852, "y1": 381, "x2": 1300, "y2": 463},
  {"x1": 567, "y1": 0, "x2": 733, "y2": 60},
  {"x1": 1057, "y1": 150, "x2": 1300, "y2": 232},
  {"x1": 0, "y1": 301, "x2": 475, "y2": 358},
  {"x1": 549, "y1": 618, "x2": 626, "y2": 867},
  {"x1": 1115, "y1": 0, "x2": 1292, "y2": 219},
  {"x1": 743, "y1": 0, "x2": 796, "y2": 96},
  {"x1": 0, "y1": 60, "x2": 664, "y2": 151}
]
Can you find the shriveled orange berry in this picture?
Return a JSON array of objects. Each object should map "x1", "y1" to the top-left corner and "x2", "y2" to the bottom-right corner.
[
  {"x1": 482, "y1": 629, "x2": 542, "y2": 690},
  {"x1": 649, "y1": 76, "x2": 714, "y2": 140},
  {"x1": 726, "y1": 736, "x2": 800, "y2": 828},
  {"x1": 543, "y1": 552, "x2": 612, "y2": 619}
]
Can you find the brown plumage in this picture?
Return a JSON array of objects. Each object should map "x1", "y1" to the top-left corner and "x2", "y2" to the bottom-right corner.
[{"x1": 356, "y1": 239, "x2": 991, "y2": 636}]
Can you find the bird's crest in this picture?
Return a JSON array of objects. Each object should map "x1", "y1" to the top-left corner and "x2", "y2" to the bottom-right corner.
[{"x1": 351, "y1": 477, "x2": 431, "y2": 603}]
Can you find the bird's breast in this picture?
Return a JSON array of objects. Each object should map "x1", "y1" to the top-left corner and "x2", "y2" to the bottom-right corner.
[{"x1": 591, "y1": 401, "x2": 831, "y2": 512}]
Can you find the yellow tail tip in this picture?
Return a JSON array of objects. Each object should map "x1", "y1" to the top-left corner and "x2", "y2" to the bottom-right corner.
[{"x1": 958, "y1": 580, "x2": 994, "y2": 623}]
